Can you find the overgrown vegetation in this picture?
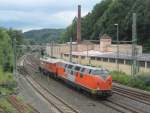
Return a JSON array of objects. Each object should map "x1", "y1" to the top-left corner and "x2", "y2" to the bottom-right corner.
[
  {"x1": 111, "y1": 71, "x2": 150, "y2": 91},
  {"x1": 0, "y1": 96, "x2": 35, "y2": 113},
  {"x1": 0, "y1": 98, "x2": 17, "y2": 113},
  {"x1": 61, "y1": 0, "x2": 150, "y2": 52},
  {"x1": 0, "y1": 28, "x2": 25, "y2": 72},
  {"x1": 0, "y1": 27, "x2": 26, "y2": 111},
  {"x1": 0, "y1": 27, "x2": 25, "y2": 95},
  {"x1": 0, "y1": 67, "x2": 17, "y2": 95}
]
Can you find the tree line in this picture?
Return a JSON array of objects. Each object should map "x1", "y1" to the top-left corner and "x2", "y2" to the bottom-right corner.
[
  {"x1": 60, "y1": 0, "x2": 150, "y2": 52},
  {"x1": 0, "y1": 27, "x2": 25, "y2": 72}
]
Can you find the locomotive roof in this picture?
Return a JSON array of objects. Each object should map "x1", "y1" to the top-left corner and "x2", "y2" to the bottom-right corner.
[
  {"x1": 40, "y1": 57, "x2": 61, "y2": 63},
  {"x1": 60, "y1": 60, "x2": 75, "y2": 65},
  {"x1": 81, "y1": 65, "x2": 108, "y2": 71},
  {"x1": 73, "y1": 64, "x2": 108, "y2": 71},
  {"x1": 40, "y1": 57, "x2": 108, "y2": 71}
]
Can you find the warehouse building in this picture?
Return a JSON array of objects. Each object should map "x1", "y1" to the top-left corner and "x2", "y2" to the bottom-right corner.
[{"x1": 45, "y1": 34, "x2": 149, "y2": 74}]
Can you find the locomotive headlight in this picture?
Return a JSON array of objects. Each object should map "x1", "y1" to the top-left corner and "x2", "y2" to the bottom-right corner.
[
  {"x1": 107, "y1": 79, "x2": 112, "y2": 87},
  {"x1": 97, "y1": 82, "x2": 100, "y2": 90}
]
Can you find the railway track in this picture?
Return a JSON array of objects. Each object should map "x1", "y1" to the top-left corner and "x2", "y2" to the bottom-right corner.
[
  {"x1": 21, "y1": 55, "x2": 150, "y2": 113},
  {"x1": 26, "y1": 76, "x2": 79, "y2": 113},
  {"x1": 8, "y1": 95, "x2": 40, "y2": 113},
  {"x1": 113, "y1": 85, "x2": 150, "y2": 106},
  {"x1": 18, "y1": 56, "x2": 80, "y2": 113},
  {"x1": 105, "y1": 98, "x2": 149, "y2": 113}
]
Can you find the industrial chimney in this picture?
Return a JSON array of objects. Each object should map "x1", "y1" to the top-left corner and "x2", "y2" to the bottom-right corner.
[{"x1": 77, "y1": 5, "x2": 81, "y2": 43}]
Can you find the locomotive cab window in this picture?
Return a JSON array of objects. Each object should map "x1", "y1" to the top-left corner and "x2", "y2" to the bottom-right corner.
[
  {"x1": 67, "y1": 64, "x2": 73, "y2": 69},
  {"x1": 91, "y1": 69, "x2": 109, "y2": 79},
  {"x1": 61, "y1": 63, "x2": 66, "y2": 68},
  {"x1": 58, "y1": 62, "x2": 65, "y2": 68},
  {"x1": 83, "y1": 68, "x2": 91, "y2": 74},
  {"x1": 80, "y1": 68, "x2": 85, "y2": 73},
  {"x1": 64, "y1": 64, "x2": 68, "y2": 68},
  {"x1": 74, "y1": 66, "x2": 81, "y2": 71}
]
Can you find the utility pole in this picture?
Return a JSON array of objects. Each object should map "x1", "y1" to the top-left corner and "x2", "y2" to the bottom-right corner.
[
  {"x1": 13, "y1": 37, "x2": 16, "y2": 78},
  {"x1": 69, "y1": 37, "x2": 72, "y2": 62},
  {"x1": 132, "y1": 13, "x2": 138, "y2": 77},
  {"x1": 114, "y1": 24, "x2": 119, "y2": 72},
  {"x1": 77, "y1": 5, "x2": 81, "y2": 43}
]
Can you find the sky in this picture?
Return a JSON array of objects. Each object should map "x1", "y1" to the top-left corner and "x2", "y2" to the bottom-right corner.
[{"x1": 0, "y1": 0, "x2": 101, "y2": 32}]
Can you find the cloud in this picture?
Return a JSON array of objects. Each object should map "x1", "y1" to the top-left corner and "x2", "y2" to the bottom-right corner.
[{"x1": 0, "y1": 0, "x2": 101, "y2": 31}]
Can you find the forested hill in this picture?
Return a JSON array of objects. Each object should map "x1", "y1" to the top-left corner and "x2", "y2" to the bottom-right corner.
[
  {"x1": 24, "y1": 28, "x2": 65, "y2": 44},
  {"x1": 61, "y1": 0, "x2": 150, "y2": 52}
]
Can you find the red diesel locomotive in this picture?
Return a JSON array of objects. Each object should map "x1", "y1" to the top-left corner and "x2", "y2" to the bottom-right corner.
[{"x1": 39, "y1": 57, "x2": 112, "y2": 97}]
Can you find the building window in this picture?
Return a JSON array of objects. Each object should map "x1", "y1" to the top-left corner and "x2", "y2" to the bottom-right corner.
[
  {"x1": 139, "y1": 61, "x2": 145, "y2": 67},
  {"x1": 109, "y1": 58, "x2": 116, "y2": 63},
  {"x1": 126, "y1": 60, "x2": 132, "y2": 65},
  {"x1": 64, "y1": 54, "x2": 69, "y2": 57},
  {"x1": 147, "y1": 62, "x2": 150, "y2": 68},
  {"x1": 91, "y1": 57, "x2": 95, "y2": 60},
  {"x1": 103, "y1": 58, "x2": 108, "y2": 62},
  {"x1": 81, "y1": 56, "x2": 85, "y2": 59},
  {"x1": 97, "y1": 57, "x2": 101, "y2": 61},
  {"x1": 73, "y1": 55, "x2": 78, "y2": 58},
  {"x1": 118, "y1": 59, "x2": 124, "y2": 64}
]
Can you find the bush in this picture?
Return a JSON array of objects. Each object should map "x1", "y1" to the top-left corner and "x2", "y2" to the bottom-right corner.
[
  {"x1": 111, "y1": 71, "x2": 150, "y2": 91},
  {"x1": 137, "y1": 73, "x2": 150, "y2": 86},
  {"x1": 0, "y1": 67, "x2": 17, "y2": 95}
]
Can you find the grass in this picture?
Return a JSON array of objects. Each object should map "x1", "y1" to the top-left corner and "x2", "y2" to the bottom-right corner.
[
  {"x1": 0, "y1": 67, "x2": 35, "y2": 113},
  {"x1": 111, "y1": 71, "x2": 150, "y2": 91},
  {"x1": 0, "y1": 96, "x2": 35, "y2": 113},
  {"x1": 15, "y1": 96, "x2": 36, "y2": 113},
  {"x1": 0, "y1": 67, "x2": 17, "y2": 95},
  {"x1": 0, "y1": 98, "x2": 17, "y2": 113},
  {"x1": 0, "y1": 68, "x2": 15, "y2": 84}
]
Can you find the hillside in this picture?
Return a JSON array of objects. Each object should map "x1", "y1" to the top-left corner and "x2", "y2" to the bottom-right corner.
[
  {"x1": 61, "y1": 0, "x2": 150, "y2": 52},
  {"x1": 24, "y1": 29, "x2": 65, "y2": 44}
]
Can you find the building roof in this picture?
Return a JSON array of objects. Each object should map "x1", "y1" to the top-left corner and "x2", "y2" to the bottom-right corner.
[
  {"x1": 40, "y1": 57, "x2": 61, "y2": 63},
  {"x1": 100, "y1": 34, "x2": 112, "y2": 39},
  {"x1": 65, "y1": 50, "x2": 150, "y2": 62}
]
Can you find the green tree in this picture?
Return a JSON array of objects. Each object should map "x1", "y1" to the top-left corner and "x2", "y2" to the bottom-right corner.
[
  {"x1": 61, "y1": 0, "x2": 150, "y2": 52},
  {"x1": 0, "y1": 28, "x2": 13, "y2": 72}
]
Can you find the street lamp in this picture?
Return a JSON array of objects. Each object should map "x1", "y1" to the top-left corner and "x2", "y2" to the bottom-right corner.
[{"x1": 114, "y1": 24, "x2": 119, "y2": 72}]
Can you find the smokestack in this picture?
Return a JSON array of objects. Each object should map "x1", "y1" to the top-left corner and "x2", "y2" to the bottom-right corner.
[{"x1": 77, "y1": 5, "x2": 81, "y2": 43}]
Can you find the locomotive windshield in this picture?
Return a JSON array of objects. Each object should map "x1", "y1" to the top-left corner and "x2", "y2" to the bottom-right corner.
[
  {"x1": 91, "y1": 69, "x2": 109, "y2": 79},
  {"x1": 67, "y1": 64, "x2": 74, "y2": 69},
  {"x1": 74, "y1": 66, "x2": 81, "y2": 71}
]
